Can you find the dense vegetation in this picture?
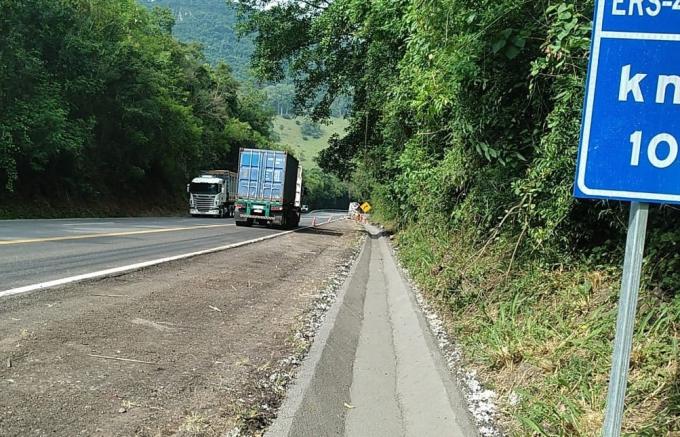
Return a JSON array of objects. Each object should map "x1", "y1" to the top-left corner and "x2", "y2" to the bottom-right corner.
[
  {"x1": 243, "y1": 0, "x2": 680, "y2": 434},
  {"x1": 0, "y1": 0, "x2": 272, "y2": 217},
  {"x1": 302, "y1": 167, "x2": 348, "y2": 210},
  {"x1": 139, "y1": 0, "x2": 254, "y2": 82}
]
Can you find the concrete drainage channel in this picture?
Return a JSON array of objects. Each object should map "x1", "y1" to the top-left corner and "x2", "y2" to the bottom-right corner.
[
  {"x1": 0, "y1": 217, "x2": 349, "y2": 299},
  {"x1": 262, "y1": 224, "x2": 480, "y2": 437},
  {"x1": 262, "y1": 231, "x2": 370, "y2": 437}
]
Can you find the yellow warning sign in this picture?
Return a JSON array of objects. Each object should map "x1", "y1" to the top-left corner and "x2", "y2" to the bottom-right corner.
[{"x1": 360, "y1": 202, "x2": 372, "y2": 213}]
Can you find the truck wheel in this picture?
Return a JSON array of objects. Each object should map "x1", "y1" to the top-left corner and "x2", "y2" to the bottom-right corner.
[
  {"x1": 282, "y1": 212, "x2": 299, "y2": 229},
  {"x1": 236, "y1": 219, "x2": 253, "y2": 227}
]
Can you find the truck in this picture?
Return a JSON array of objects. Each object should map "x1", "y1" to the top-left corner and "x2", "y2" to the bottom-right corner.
[
  {"x1": 234, "y1": 148, "x2": 303, "y2": 228},
  {"x1": 187, "y1": 170, "x2": 238, "y2": 218}
]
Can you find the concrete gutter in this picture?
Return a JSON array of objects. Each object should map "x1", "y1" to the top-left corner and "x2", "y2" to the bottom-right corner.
[
  {"x1": 267, "y1": 225, "x2": 478, "y2": 437},
  {"x1": 266, "y1": 225, "x2": 370, "y2": 436}
]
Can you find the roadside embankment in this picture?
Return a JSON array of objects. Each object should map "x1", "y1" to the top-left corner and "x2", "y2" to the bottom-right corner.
[
  {"x1": 392, "y1": 221, "x2": 680, "y2": 435},
  {"x1": 0, "y1": 196, "x2": 186, "y2": 220}
]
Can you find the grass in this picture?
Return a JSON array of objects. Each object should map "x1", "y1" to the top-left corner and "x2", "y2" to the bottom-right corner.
[
  {"x1": 392, "y1": 218, "x2": 680, "y2": 436},
  {"x1": 273, "y1": 116, "x2": 349, "y2": 169},
  {"x1": 179, "y1": 412, "x2": 210, "y2": 434}
]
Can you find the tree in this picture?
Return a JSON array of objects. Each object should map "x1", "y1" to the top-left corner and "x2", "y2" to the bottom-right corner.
[
  {"x1": 0, "y1": 0, "x2": 274, "y2": 214},
  {"x1": 242, "y1": 3, "x2": 680, "y2": 435},
  {"x1": 265, "y1": 83, "x2": 296, "y2": 117},
  {"x1": 139, "y1": 0, "x2": 256, "y2": 82},
  {"x1": 303, "y1": 167, "x2": 348, "y2": 210}
]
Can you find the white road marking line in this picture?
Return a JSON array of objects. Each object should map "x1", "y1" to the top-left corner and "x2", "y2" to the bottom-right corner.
[
  {"x1": 0, "y1": 218, "x2": 346, "y2": 299},
  {"x1": 62, "y1": 222, "x2": 116, "y2": 226}
]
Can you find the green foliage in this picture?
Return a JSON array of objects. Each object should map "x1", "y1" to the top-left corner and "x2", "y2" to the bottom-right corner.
[
  {"x1": 272, "y1": 116, "x2": 349, "y2": 170},
  {"x1": 300, "y1": 120, "x2": 323, "y2": 139},
  {"x1": 265, "y1": 83, "x2": 296, "y2": 116},
  {"x1": 243, "y1": 0, "x2": 610, "y2": 249},
  {"x1": 396, "y1": 220, "x2": 680, "y2": 435},
  {"x1": 139, "y1": 0, "x2": 255, "y2": 82},
  {"x1": 303, "y1": 167, "x2": 348, "y2": 210},
  {"x1": 0, "y1": 0, "x2": 273, "y2": 212},
  {"x1": 244, "y1": 0, "x2": 680, "y2": 433}
]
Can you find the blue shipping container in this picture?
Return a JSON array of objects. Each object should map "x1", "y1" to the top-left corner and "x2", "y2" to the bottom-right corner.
[{"x1": 237, "y1": 149, "x2": 299, "y2": 203}]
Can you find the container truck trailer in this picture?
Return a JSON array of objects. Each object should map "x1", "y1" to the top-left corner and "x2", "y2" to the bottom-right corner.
[
  {"x1": 187, "y1": 170, "x2": 238, "y2": 218},
  {"x1": 234, "y1": 148, "x2": 302, "y2": 228}
]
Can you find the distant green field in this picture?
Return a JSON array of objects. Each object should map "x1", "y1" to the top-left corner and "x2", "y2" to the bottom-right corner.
[{"x1": 273, "y1": 116, "x2": 349, "y2": 169}]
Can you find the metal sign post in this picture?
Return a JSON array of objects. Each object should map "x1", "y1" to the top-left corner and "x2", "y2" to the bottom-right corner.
[
  {"x1": 602, "y1": 202, "x2": 648, "y2": 436},
  {"x1": 573, "y1": 1, "x2": 680, "y2": 434}
]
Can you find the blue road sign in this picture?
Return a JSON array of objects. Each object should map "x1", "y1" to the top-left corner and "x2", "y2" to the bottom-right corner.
[{"x1": 575, "y1": 0, "x2": 680, "y2": 204}]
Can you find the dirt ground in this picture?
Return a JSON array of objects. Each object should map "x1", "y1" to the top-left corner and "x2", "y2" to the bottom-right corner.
[{"x1": 0, "y1": 220, "x2": 362, "y2": 436}]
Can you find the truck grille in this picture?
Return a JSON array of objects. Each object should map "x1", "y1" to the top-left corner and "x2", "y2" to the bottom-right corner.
[{"x1": 193, "y1": 195, "x2": 216, "y2": 211}]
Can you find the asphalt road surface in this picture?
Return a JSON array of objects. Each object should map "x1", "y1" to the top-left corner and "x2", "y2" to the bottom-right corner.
[{"x1": 0, "y1": 211, "x2": 345, "y2": 292}]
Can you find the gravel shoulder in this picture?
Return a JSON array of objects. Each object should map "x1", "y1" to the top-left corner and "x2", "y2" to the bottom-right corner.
[{"x1": 0, "y1": 220, "x2": 362, "y2": 436}]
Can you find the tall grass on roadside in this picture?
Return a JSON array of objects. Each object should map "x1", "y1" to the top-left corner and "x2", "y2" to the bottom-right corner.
[{"x1": 395, "y1": 220, "x2": 680, "y2": 436}]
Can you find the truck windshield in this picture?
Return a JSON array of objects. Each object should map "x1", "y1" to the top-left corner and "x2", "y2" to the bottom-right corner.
[{"x1": 190, "y1": 183, "x2": 220, "y2": 195}]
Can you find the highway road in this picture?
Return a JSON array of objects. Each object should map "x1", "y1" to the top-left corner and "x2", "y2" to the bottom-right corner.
[
  {"x1": 0, "y1": 212, "x2": 345, "y2": 293},
  {"x1": 0, "y1": 219, "x2": 361, "y2": 436}
]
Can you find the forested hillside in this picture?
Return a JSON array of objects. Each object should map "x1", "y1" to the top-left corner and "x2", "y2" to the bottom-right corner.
[
  {"x1": 243, "y1": 0, "x2": 680, "y2": 434},
  {"x1": 140, "y1": 0, "x2": 254, "y2": 82},
  {"x1": 0, "y1": 0, "x2": 272, "y2": 217}
]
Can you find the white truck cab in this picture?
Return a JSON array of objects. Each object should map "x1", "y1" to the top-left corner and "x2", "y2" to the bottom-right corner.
[{"x1": 188, "y1": 170, "x2": 237, "y2": 218}]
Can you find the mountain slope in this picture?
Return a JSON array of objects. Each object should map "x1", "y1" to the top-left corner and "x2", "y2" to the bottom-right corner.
[
  {"x1": 273, "y1": 117, "x2": 349, "y2": 169},
  {"x1": 140, "y1": 0, "x2": 254, "y2": 81}
]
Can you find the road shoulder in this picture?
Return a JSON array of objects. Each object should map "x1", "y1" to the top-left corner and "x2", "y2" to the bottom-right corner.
[{"x1": 0, "y1": 220, "x2": 361, "y2": 436}]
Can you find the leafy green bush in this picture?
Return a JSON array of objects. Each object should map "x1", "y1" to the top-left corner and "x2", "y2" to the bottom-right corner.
[
  {"x1": 300, "y1": 120, "x2": 323, "y2": 139},
  {"x1": 303, "y1": 168, "x2": 349, "y2": 209}
]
